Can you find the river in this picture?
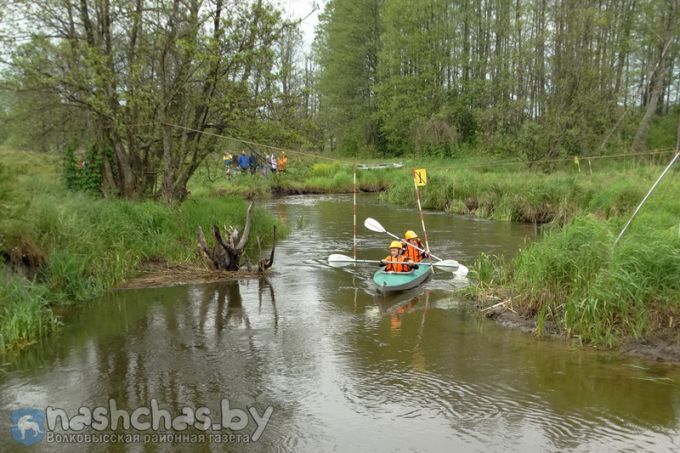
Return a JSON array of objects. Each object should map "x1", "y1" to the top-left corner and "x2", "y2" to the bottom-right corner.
[{"x1": 1, "y1": 194, "x2": 679, "y2": 452}]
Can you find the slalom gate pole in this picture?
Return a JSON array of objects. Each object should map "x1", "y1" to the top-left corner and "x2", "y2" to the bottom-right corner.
[
  {"x1": 353, "y1": 162, "x2": 357, "y2": 261},
  {"x1": 413, "y1": 170, "x2": 434, "y2": 268}
]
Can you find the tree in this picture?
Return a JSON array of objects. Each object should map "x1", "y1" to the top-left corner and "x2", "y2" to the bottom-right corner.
[
  {"x1": 632, "y1": 0, "x2": 680, "y2": 150},
  {"x1": 314, "y1": 0, "x2": 383, "y2": 155},
  {"x1": 313, "y1": 0, "x2": 680, "y2": 159},
  {"x1": 1, "y1": 0, "x2": 290, "y2": 201}
]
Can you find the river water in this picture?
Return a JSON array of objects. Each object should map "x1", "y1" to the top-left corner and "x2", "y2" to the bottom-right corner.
[{"x1": 1, "y1": 194, "x2": 679, "y2": 452}]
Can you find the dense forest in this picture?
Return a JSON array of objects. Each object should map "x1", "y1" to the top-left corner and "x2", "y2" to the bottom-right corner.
[
  {"x1": 315, "y1": 0, "x2": 680, "y2": 157},
  {"x1": 0, "y1": 0, "x2": 679, "y2": 199}
]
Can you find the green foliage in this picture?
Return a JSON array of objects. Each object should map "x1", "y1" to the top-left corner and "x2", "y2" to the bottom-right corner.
[
  {"x1": 314, "y1": 0, "x2": 679, "y2": 157},
  {"x1": 314, "y1": 0, "x2": 383, "y2": 154},
  {"x1": 311, "y1": 162, "x2": 342, "y2": 177},
  {"x1": 646, "y1": 110, "x2": 680, "y2": 151},
  {"x1": 1, "y1": 0, "x2": 309, "y2": 200},
  {"x1": 0, "y1": 265, "x2": 59, "y2": 350},
  {"x1": 469, "y1": 253, "x2": 507, "y2": 289},
  {"x1": 63, "y1": 145, "x2": 103, "y2": 194},
  {"x1": 0, "y1": 148, "x2": 286, "y2": 350},
  {"x1": 507, "y1": 218, "x2": 680, "y2": 346},
  {"x1": 382, "y1": 162, "x2": 679, "y2": 224}
]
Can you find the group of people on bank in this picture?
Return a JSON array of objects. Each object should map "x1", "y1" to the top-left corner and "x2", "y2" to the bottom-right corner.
[
  {"x1": 380, "y1": 230, "x2": 429, "y2": 272},
  {"x1": 222, "y1": 150, "x2": 287, "y2": 177}
]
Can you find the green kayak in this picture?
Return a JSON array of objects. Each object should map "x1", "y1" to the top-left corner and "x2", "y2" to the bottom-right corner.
[{"x1": 373, "y1": 264, "x2": 432, "y2": 293}]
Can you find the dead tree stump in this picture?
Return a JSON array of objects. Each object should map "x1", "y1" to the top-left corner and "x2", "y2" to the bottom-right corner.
[{"x1": 197, "y1": 202, "x2": 276, "y2": 272}]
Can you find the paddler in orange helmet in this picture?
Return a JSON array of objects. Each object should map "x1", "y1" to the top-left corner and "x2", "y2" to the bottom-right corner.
[
  {"x1": 402, "y1": 230, "x2": 429, "y2": 263},
  {"x1": 380, "y1": 241, "x2": 416, "y2": 272}
]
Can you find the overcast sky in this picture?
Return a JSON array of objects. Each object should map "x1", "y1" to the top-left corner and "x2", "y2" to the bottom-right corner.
[{"x1": 283, "y1": 0, "x2": 323, "y2": 51}]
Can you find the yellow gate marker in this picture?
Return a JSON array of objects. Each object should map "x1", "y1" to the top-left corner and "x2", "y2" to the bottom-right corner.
[{"x1": 413, "y1": 168, "x2": 427, "y2": 186}]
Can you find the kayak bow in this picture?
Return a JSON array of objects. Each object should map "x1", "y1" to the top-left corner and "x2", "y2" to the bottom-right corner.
[{"x1": 373, "y1": 265, "x2": 432, "y2": 293}]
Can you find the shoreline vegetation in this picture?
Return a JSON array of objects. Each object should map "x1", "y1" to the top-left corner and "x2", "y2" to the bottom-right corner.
[
  {"x1": 2, "y1": 146, "x2": 680, "y2": 362},
  {"x1": 0, "y1": 148, "x2": 285, "y2": 352}
]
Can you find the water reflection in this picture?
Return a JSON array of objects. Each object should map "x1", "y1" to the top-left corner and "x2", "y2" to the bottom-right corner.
[{"x1": 258, "y1": 277, "x2": 278, "y2": 332}]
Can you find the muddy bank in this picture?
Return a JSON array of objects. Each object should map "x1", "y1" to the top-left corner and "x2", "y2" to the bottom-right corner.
[
  {"x1": 270, "y1": 184, "x2": 386, "y2": 196},
  {"x1": 477, "y1": 297, "x2": 680, "y2": 364},
  {"x1": 117, "y1": 261, "x2": 273, "y2": 290}
]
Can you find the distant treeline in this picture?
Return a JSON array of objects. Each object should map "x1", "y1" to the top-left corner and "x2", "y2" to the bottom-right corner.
[
  {"x1": 0, "y1": 1, "x2": 678, "y2": 200},
  {"x1": 314, "y1": 0, "x2": 680, "y2": 157}
]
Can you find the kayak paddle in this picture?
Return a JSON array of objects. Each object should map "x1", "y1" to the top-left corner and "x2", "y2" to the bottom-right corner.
[
  {"x1": 328, "y1": 253, "x2": 460, "y2": 272},
  {"x1": 363, "y1": 217, "x2": 469, "y2": 277}
]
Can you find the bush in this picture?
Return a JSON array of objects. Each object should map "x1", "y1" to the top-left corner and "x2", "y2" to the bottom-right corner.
[{"x1": 63, "y1": 144, "x2": 103, "y2": 194}]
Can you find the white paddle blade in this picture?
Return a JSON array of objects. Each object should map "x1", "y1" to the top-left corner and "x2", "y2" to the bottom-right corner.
[
  {"x1": 431, "y1": 260, "x2": 461, "y2": 272},
  {"x1": 455, "y1": 264, "x2": 469, "y2": 277},
  {"x1": 328, "y1": 253, "x2": 354, "y2": 268},
  {"x1": 328, "y1": 254, "x2": 355, "y2": 263},
  {"x1": 364, "y1": 217, "x2": 386, "y2": 233}
]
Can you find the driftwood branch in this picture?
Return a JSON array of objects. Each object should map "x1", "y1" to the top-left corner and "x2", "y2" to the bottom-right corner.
[
  {"x1": 197, "y1": 226, "x2": 218, "y2": 269},
  {"x1": 235, "y1": 202, "x2": 254, "y2": 251},
  {"x1": 258, "y1": 225, "x2": 276, "y2": 272}
]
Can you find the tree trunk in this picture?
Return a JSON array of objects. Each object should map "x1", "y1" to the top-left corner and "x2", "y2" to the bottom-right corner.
[
  {"x1": 632, "y1": 39, "x2": 674, "y2": 151},
  {"x1": 632, "y1": 2, "x2": 678, "y2": 151}
]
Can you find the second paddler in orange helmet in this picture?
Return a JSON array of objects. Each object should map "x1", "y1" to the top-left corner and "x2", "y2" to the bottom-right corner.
[
  {"x1": 380, "y1": 241, "x2": 416, "y2": 273},
  {"x1": 402, "y1": 230, "x2": 429, "y2": 263}
]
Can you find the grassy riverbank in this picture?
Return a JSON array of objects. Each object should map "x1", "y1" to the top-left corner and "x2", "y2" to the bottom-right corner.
[
  {"x1": 470, "y1": 214, "x2": 680, "y2": 349},
  {"x1": 381, "y1": 155, "x2": 678, "y2": 224},
  {"x1": 453, "y1": 163, "x2": 680, "y2": 349},
  {"x1": 189, "y1": 156, "x2": 398, "y2": 197},
  {"x1": 0, "y1": 149, "x2": 284, "y2": 351},
  {"x1": 3, "y1": 146, "x2": 678, "y2": 354}
]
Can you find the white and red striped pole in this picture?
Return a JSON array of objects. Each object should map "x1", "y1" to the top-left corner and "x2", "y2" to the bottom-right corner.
[{"x1": 353, "y1": 162, "x2": 357, "y2": 261}]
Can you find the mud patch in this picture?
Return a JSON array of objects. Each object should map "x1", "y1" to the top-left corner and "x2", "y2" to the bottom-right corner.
[
  {"x1": 620, "y1": 335, "x2": 680, "y2": 363},
  {"x1": 476, "y1": 296, "x2": 680, "y2": 364},
  {"x1": 117, "y1": 260, "x2": 272, "y2": 290},
  {"x1": 1, "y1": 241, "x2": 46, "y2": 279},
  {"x1": 481, "y1": 298, "x2": 559, "y2": 336}
]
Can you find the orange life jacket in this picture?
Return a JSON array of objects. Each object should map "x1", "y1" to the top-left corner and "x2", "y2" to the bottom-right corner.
[
  {"x1": 403, "y1": 240, "x2": 427, "y2": 263},
  {"x1": 383, "y1": 255, "x2": 411, "y2": 272}
]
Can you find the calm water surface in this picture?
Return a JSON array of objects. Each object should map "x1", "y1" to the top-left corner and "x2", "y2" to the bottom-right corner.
[{"x1": 1, "y1": 194, "x2": 678, "y2": 452}]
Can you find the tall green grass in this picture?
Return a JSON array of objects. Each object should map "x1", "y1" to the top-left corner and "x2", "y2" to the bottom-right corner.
[
  {"x1": 473, "y1": 215, "x2": 680, "y2": 346},
  {"x1": 382, "y1": 164, "x2": 677, "y2": 224},
  {"x1": 0, "y1": 265, "x2": 60, "y2": 350}
]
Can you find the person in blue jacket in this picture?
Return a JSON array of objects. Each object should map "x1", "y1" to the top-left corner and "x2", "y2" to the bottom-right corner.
[{"x1": 238, "y1": 151, "x2": 249, "y2": 174}]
